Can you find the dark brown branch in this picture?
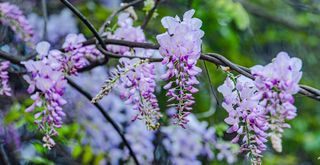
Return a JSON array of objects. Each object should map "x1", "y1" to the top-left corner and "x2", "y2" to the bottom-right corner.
[
  {"x1": 77, "y1": 44, "x2": 320, "y2": 101},
  {"x1": 0, "y1": 50, "x2": 23, "y2": 66},
  {"x1": 66, "y1": 78, "x2": 140, "y2": 165},
  {"x1": 82, "y1": 38, "x2": 160, "y2": 50},
  {"x1": 98, "y1": 0, "x2": 144, "y2": 34},
  {"x1": 0, "y1": 39, "x2": 320, "y2": 101},
  {"x1": 96, "y1": 45, "x2": 162, "y2": 62},
  {"x1": 141, "y1": 0, "x2": 161, "y2": 30}
]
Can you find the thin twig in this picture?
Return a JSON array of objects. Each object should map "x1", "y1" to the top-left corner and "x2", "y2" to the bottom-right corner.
[
  {"x1": 0, "y1": 144, "x2": 10, "y2": 165},
  {"x1": 141, "y1": 0, "x2": 161, "y2": 30},
  {"x1": 0, "y1": 50, "x2": 23, "y2": 66},
  {"x1": 66, "y1": 78, "x2": 140, "y2": 165},
  {"x1": 202, "y1": 60, "x2": 219, "y2": 105},
  {"x1": 41, "y1": 0, "x2": 48, "y2": 40},
  {"x1": 98, "y1": 0, "x2": 144, "y2": 34}
]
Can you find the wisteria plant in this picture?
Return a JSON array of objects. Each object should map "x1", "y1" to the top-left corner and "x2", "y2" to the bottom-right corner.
[{"x1": 0, "y1": 1, "x2": 320, "y2": 165}]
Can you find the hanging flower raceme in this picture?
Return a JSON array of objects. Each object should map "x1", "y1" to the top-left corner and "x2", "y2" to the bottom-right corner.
[
  {"x1": 219, "y1": 52, "x2": 302, "y2": 164},
  {"x1": 218, "y1": 75, "x2": 268, "y2": 164},
  {"x1": 92, "y1": 58, "x2": 161, "y2": 130},
  {"x1": 22, "y1": 59, "x2": 66, "y2": 149},
  {"x1": 0, "y1": 61, "x2": 11, "y2": 96},
  {"x1": 21, "y1": 39, "x2": 96, "y2": 149},
  {"x1": 93, "y1": 12, "x2": 161, "y2": 130},
  {"x1": 0, "y1": 2, "x2": 34, "y2": 43},
  {"x1": 156, "y1": 9, "x2": 204, "y2": 127},
  {"x1": 251, "y1": 52, "x2": 302, "y2": 153}
]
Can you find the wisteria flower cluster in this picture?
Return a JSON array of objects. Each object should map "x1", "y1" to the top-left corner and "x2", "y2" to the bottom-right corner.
[
  {"x1": 0, "y1": 2, "x2": 34, "y2": 43},
  {"x1": 66, "y1": 68, "x2": 157, "y2": 164},
  {"x1": 93, "y1": 57, "x2": 162, "y2": 130},
  {"x1": 251, "y1": 52, "x2": 302, "y2": 153},
  {"x1": 218, "y1": 75, "x2": 268, "y2": 164},
  {"x1": 22, "y1": 34, "x2": 101, "y2": 148},
  {"x1": 67, "y1": 68, "x2": 238, "y2": 164},
  {"x1": 93, "y1": 12, "x2": 161, "y2": 130},
  {"x1": 156, "y1": 9, "x2": 204, "y2": 127},
  {"x1": 0, "y1": 61, "x2": 11, "y2": 96},
  {"x1": 218, "y1": 52, "x2": 302, "y2": 164}
]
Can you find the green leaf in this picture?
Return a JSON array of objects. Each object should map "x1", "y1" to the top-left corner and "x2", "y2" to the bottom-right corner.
[
  {"x1": 72, "y1": 144, "x2": 82, "y2": 158},
  {"x1": 82, "y1": 145, "x2": 93, "y2": 164},
  {"x1": 143, "y1": 0, "x2": 155, "y2": 13}
]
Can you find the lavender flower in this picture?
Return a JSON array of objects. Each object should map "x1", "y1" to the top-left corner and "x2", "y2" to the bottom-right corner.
[
  {"x1": 93, "y1": 58, "x2": 162, "y2": 130},
  {"x1": 0, "y1": 61, "x2": 11, "y2": 96},
  {"x1": 218, "y1": 75, "x2": 268, "y2": 164},
  {"x1": 65, "y1": 68, "x2": 156, "y2": 164},
  {"x1": 156, "y1": 9, "x2": 204, "y2": 127},
  {"x1": 0, "y1": 2, "x2": 34, "y2": 42},
  {"x1": 22, "y1": 59, "x2": 67, "y2": 146},
  {"x1": 251, "y1": 52, "x2": 302, "y2": 153},
  {"x1": 94, "y1": 11, "x2": 161, "y2": 130},
  {"x1": 21, "y1": 41, "x2": 85, "y2": 148}
]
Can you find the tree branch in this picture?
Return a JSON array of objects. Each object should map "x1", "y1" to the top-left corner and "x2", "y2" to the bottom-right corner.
[{"x1": 66, "y1": 78, "x2": 140, "y2": 165}]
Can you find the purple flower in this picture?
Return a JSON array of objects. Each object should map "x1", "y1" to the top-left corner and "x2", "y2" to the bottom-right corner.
[
  {"x1": 218, "y1": 75, "x2": 268, "y2": 163},
  {"x1": 251, "y1": 52, "x2": 302, "y2": 152},
  {"x1": 0, "y1": 2, "x2": 34, "y2": 42},
  {"x1": 0, "y1": 61, "x2": 11, "y2": 96},
  {"x1": 92, "y1": 58, "x2": 162, "y2": 130},
  {"x1": 156, "y1": 9, "x2": 204, "y2": 127}
]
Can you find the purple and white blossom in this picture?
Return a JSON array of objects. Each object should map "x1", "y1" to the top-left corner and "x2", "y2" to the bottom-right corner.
[
  {"x1": 219, "y1": 52, "x2": 302, "y2": 163},
  {"x1": 156, "y1": 9, "x2": 204, "y2": 127},
  {"x1": 93, "y1": 12, "x2": 161, "y2": 130},
  {"x1": 251, "y1": 52, "x2": 302, "y2": 153},
  {"x1": 0, "y1": 2, "x2": 34, "y2": 42},
  {"x1": 218, "y1": 75, "x2": 268, "y2": 163},
  {"x1": 22, "y1": 59, "x2": 67, "y2": 146},
  {"x1": 0, "y1": 61, "x2": 11, "y2": 96}
]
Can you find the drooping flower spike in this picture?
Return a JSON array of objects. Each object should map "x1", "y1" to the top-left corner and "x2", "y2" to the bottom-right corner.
[
  {"x1": 218, "y1": 74, "x2": 268, "y2": 164},
  {"x1": 219, "y1": 52, "x2": 302, "y2": 164},
  {"x1": 22, "y1": 36, "x2": 99, "y2": 148},
  {"x1": 157, "y1": 9, "x2": 204, "y2": 127},
  {"x1": 251, "y1": 52, "x2": 302, "y2": 153},
  {"x1": 93, "y1": 12, "x2": 161, "y2": 130}
]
